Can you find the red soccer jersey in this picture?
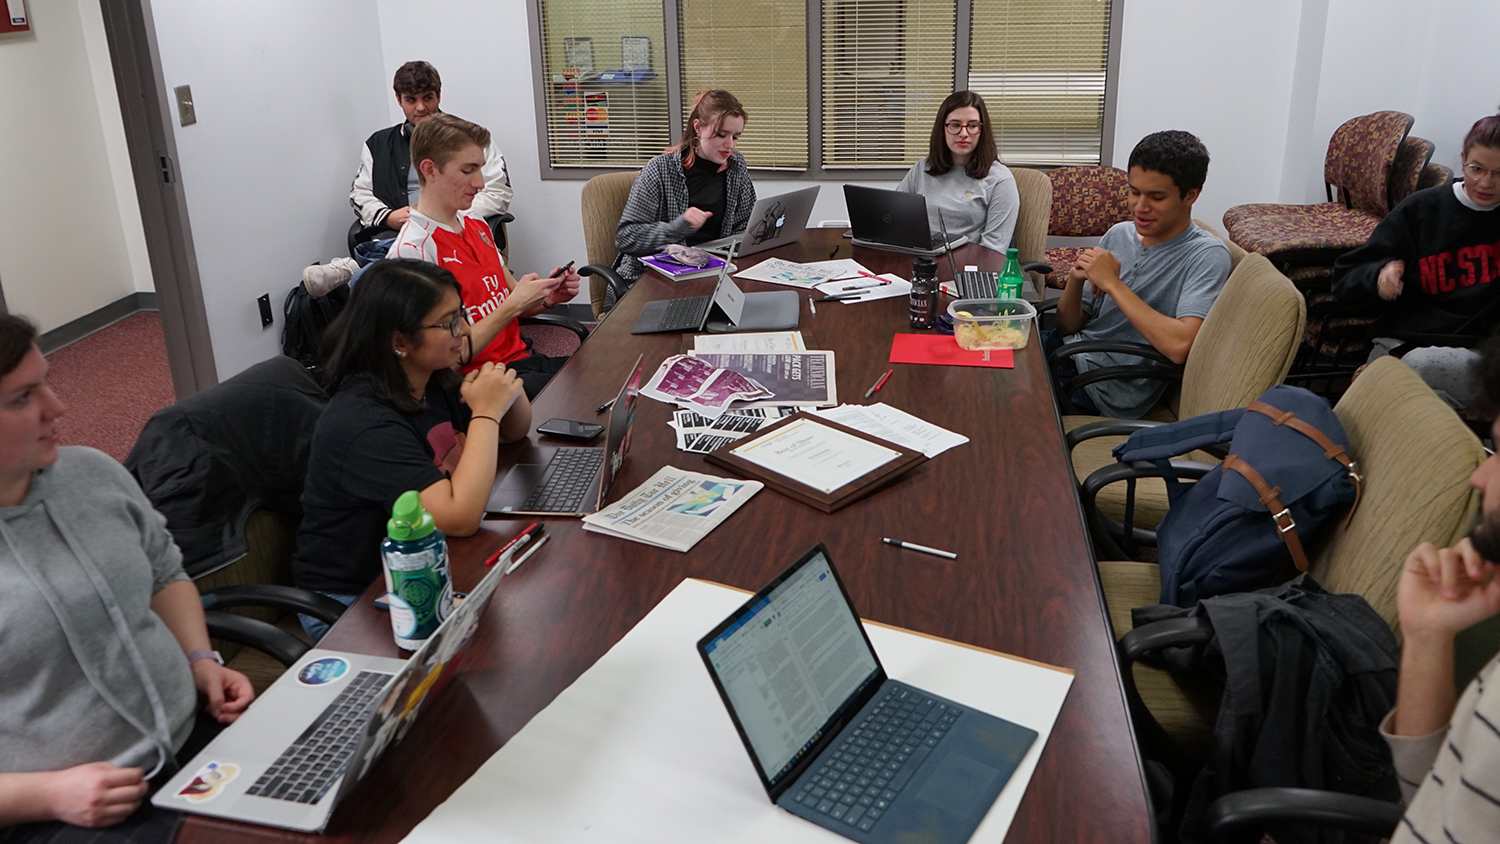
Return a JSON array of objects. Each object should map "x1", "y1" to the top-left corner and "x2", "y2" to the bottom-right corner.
[{"x1": 390, "y1": 211, "x2": 526, "y2": 369}]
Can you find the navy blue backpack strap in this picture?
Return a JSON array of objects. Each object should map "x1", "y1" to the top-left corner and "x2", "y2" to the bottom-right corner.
[{"x1": 1112, "y1": 408, "x2": 1244, "y2": 463}]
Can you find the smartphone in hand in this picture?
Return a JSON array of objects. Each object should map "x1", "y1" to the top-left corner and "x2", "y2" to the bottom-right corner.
[{"x1": 549, "y1": 260, "x2": 576, "y2": 279}]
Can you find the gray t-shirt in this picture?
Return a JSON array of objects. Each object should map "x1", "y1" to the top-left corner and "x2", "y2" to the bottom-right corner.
[
  {"x1": 896, "y1": 159, "x2": 1020, "y2": 253},
  {"x1": 1066, "y1": 221, "x2": 1232, "y2": 418}
]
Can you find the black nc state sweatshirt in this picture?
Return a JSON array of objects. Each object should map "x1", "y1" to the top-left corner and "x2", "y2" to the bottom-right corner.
[{"x1": 1333, "y1": 183, "x2": 1500, "y2": 346}]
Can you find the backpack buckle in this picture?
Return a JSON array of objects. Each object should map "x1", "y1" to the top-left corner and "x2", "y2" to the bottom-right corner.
[{"x1": 1273, "y1": 507, "x2": 1296, "y2": 534}]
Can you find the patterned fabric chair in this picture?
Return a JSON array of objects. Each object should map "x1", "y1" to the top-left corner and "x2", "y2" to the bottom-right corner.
[
  {"x1": 1094, "y1": 355, "x2": 1484, "y2": 763},
  {"x1": 1389, "y1": 136, "x2": 1436, "y2": 207},
  {"x1": 1043, "y1": 165, "x2": 1131, "y2": 289},
  {"x1": 1418, "y1": 161, "x2": 1453, "y2": 191},
  {"x1": 1222, "y1": 111, "x2": 1413, "y2": 267}
]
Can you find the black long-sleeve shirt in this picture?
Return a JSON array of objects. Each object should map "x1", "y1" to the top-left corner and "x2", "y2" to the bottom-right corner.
[{"x1": 1333, "y1": 183, "x2": 1500, "y2": 346}]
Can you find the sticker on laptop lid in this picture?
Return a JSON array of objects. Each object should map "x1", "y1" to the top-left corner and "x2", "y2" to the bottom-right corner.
[
  {"x1": 297, "y1": 656, "x2": 350, "y2": 686},
  {"x1": 176, "y1": 761, "x2": 240, "y2": 803}
]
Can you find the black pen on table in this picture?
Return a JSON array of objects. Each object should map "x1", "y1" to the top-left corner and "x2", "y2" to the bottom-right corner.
[
  {"x1": 596, "y1": 397, "x2": 617, "y2": 414},
  {"x1": 863, "y1": 369, "x2": 893, "y2": 399},
  {"x1": 883, "y1": 537, "x2": 957, "y2": 560},
  {"x1": 814, "y1": 292, "x2": 863, "y2": 302}
]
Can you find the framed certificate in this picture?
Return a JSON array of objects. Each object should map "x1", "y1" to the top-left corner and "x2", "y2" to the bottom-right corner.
[
  {"x1": 621, "y1": 36, "x2": 651, "y2": 71},
  {"x1": 705, "y1": 413, "x2": 926, "y2": 513}
]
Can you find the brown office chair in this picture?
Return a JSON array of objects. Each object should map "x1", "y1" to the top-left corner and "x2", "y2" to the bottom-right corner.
[
  {"x1": 1093, "y1": 357, "x2": 1484, "y2": 834},
  {"x1": 1042, "y1": 165, "x2": 1131, "y2": 289},
  {"x1": 1062, "y1": 254, "x2": 1305, "y2": 532},
  {"x1": 580, "y1": 171, "x2": 639, "y2": 319},
  {"x1": 1008, "y1": 166, "x2": 1053, "y2": 295}
]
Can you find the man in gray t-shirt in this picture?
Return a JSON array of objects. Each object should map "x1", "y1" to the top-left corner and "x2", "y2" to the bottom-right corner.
[{"x1": 1054, "y1": 131, "x2": 1231, "y2": 418}]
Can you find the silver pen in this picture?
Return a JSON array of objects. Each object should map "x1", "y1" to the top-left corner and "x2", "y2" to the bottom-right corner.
[
  {"x1": 882, "y1": 537, "x2": 957, "y2": 560},
  {"x1": 504, "y1": 533, "x2": 551, "y2": 574}
]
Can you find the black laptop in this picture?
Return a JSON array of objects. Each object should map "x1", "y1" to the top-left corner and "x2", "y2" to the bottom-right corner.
[
  {"x1": 844, "y1": 185, "x2": 968, "y2": 256},
  {"x1": 485, "y1": 355, "x2": 642, "y2": 516},
  {"x1": 698, "y1": 545, "x2": 1037, "y2": 844}
]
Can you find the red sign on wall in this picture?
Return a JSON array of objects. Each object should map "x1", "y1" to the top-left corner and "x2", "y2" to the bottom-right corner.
[{"x1": 1, "y1": 0, "x2": 31, "y2": 35}]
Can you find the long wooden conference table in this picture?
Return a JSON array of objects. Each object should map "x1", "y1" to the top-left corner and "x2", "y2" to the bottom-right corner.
[{"x1": 177, "y1": 229, "x2": 1152, "y2": 844}]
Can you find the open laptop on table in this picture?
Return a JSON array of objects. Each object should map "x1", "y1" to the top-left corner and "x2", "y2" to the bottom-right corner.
[
  {"x1": 154, "y1": 551, "x2": 508, "y2": 832},
  {"x1": 844, "y1": 184, "x2": 967, "y2": 256},
  {"x1": 700, "y1": 185, "x2": 820, "y2": 257},
  {"x1": 486, "y1": 354, "x2": 643, "y2": 517},
  {"x1": 631, "y1": 241, "x2": 800, "y2": 335},
  {"x1": 698, "y1": 544, "x2": 1038, "y2": 844}
]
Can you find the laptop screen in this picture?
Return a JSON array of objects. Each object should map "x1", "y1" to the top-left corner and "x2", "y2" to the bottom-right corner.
[{"x1": 701, "y1": 548, "x2": 881, "y2": 790}]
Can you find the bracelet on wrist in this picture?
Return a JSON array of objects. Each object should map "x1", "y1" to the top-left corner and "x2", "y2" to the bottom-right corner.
[{"x1": 471, "y1": 414, "x2": 501, "y2": 426}]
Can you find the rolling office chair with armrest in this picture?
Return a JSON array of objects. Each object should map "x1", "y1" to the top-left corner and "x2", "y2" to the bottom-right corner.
[
  {"x1": 580, "y1": 171, "x2": 639, "y2": 319},
  {"x1": 1086, "y1": 357, "x2": 1486, "y2": 840}
]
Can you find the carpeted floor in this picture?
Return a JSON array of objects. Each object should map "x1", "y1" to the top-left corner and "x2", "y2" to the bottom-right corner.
[{"x1": 45, "y1": 311, "x2": 176, "y2": 464}]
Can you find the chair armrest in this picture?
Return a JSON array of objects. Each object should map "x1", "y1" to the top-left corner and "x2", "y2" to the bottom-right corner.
[
  {"x1": 1078, "y1": 459, "x2": 1216, "y2": 557},
  {"x1": 1032, "y1": 299, "x2": 1059, "y2": 314},
  {"x1": 1020, "y1": 261, "x2": 1052, "y2": 275},
  {"x1": 204, "y1": 610, "x2": 311, "y2": 667},
  {"x1": 201, "y1": 584, "x2": 347, "y2": 626},
  {"x1": 520, "y1": 313, "x2": 590, "y2": 344},
  {"x1": 486, "y1": 212, "x2": 516, "y2": 226},
  {"x1": 1064, "y1": 419, "x2": 1162, "y2": 450},
  {"x1": 579, "y1": 264, "x2": 627, "y2": 315},
  {"x1": 1049, "y1": 340, "x2": 1176, "y2": 367},
  {"x1": 1118, "y1": 616, "x2": 1214, "y2": 662},
  {"x1": 1207, "y1": 788, "x2": 1404, "y2": 841}
]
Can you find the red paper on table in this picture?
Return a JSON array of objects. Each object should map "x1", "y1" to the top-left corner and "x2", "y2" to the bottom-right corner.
[{"x1": 889, "y1": 334, "x2": 1015, "y2": 368}]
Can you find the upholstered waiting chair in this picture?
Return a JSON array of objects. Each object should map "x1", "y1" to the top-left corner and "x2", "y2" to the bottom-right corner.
[
  {"x1": 1043, "y1": 165, "x2": 1131, "y2": 289},
  {"x1": 580, "y1": 171, "x2": 638, "y2": 319},
  {"x1": 1062, "y1": 254, "x2": 1305, "y2": 533},
  {"x1": 1009, "y1": 167, "x2": 1053, "y2": 295},
  {"x1": 1096, "y1": 356, "x2": 1484, "y2": 817},
  {"x1": 1388, "y1": 136, "x2": 1437, "y2": 208},
  {"x1": 1222, "y1": 111, "x2": 1413, "y2": 271}
]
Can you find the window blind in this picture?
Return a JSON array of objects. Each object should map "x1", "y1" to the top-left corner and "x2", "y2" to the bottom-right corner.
[
  {"x1": 537, "y1": 0, "x2": 671, "y2": 168},
  {"x1": 969, "y1": 0, "x2": 1110, "y2": 165},
  {"x1": 680, "y1": 0, "x2": 808, "y2": 170},
  {"x1": 821, "y1": 0, "x2": 956, "y2": 170}
]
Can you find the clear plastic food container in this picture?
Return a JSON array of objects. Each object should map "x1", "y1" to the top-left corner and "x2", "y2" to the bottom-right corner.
[{"x1": 947, "y1": 299, "x2": 1038, "y2": 350}]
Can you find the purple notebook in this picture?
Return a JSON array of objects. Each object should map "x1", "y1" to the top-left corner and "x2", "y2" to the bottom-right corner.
[{"x1": 639, "y1": 252, "x2": 729, "y2": 281}]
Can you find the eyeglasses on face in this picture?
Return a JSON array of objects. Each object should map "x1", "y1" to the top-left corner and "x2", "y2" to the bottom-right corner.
[
  {"x1": 944, "y1": 121, "x2": 983, "y2": 136},
  {"x1": 1464, "y1": 161, "x2": 1500, "y2": 183},
  {"x1": 423, "y1": 311, "x2": 470, "y2": 337}
]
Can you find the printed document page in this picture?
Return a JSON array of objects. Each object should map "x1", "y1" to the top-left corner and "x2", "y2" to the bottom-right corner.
[
  {"x1": 812, "y1": 403, "x2": 968, "y2": 458},
  {"x1": 729, "y1": 417, "x2": 900, "y2": 494},
  {"x1": 692, "y1": 331, "x2": 806, "y2": 353}
]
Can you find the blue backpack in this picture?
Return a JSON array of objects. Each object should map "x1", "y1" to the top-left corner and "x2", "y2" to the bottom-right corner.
[{"x1": 1112, "y1": 385, "x2": 1364, "y2": 607}]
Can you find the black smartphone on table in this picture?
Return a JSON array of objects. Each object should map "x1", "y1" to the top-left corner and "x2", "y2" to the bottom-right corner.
[{"x1": 537, "y1": 418, "x2": 605, "y2": 441}]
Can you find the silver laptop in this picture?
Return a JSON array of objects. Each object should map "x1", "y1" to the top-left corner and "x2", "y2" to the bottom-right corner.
[
  {"x1": 485, "y1": 355, "x2": 644, "y2": 516},
  {"x1": 844, "y1": 185, "x2": 967, "y2": 256},
  {"x1": 154, "y1": 556, "x2": 508, "y2": 832},
  {"x1": 631, "y1": 242, "x2": 800, "y2": 335},
  {"x1": 701, "y1": 186, "x2": 820, "y2": 257}
]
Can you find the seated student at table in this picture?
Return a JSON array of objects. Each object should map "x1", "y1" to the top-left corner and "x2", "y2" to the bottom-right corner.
[
  {"x1": 389, "y1": 113, "x2": 580, "y2": 399},
  {"x1": 612, "y1": 89, "x2": 756, "y2": 309},
  {"x1": 1332, "y1": 111, "x2": 1500, "y2": 410},
  {"x1": 291, "y1": 260, "x2": 531, "y2": 639},
  {"x1": 0, "y1": 314, "x2": 254, "y2": 839},
  {"x1": 1052, "y1": 130, "x2": 1231, "y2": 418},
  {"x1": 1380, "y1": 335, "x2": 1500, "y2": 844},
  {"x1": 896, "y1": 90, "x2": 1020, "y2": 253}
]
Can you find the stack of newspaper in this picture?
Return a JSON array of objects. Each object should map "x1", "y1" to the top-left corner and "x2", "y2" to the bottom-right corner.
[
  {"x1": 669, "y1": 407, "x2": 796, "y2": 454},
  {"x1": 581, "y1": 466, "x2": 763, "y2": 552}
]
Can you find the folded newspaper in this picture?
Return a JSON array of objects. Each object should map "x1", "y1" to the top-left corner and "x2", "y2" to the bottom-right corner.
[
  {"x1": 640, "y1": 354, "x2": 773, "y2": 419},
  {"x1": 669, "y1": 407, "x2": 796, "y2": 454},
  {"x1": 581, "y1": 466, "x2": 763, "y2": 552}
]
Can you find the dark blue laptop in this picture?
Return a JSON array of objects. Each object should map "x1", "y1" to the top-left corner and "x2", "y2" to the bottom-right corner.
[{"x1": 697, "y1": 545, "x2": 1037, "y2": 844}]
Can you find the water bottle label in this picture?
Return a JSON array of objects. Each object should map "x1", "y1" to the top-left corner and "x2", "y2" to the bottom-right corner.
[{"x1": 383, "y1": 544, "x2": 452, "y2": 650}]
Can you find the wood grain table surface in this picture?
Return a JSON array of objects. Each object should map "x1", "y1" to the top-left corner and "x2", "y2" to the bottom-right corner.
[{"x1": 177, "y1": 229, "x2": 1151, "y2": 844}]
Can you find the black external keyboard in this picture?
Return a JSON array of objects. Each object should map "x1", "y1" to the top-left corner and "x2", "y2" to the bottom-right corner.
[
  {"x1": 521, "y1": 447, "x2": 606, "y2": 512},
  {"x1": 652, "y1": 296, "x2": 711, "y2": 331},
  {"x1": 789, "y1": 687, "x2": 962, "y2": 833},
  {"x1": 954, "y1": 270, "x2": 1000, "y2": 299},
  {"x1": 246, "y1": 669, "x2": 392, "y2": 804}
]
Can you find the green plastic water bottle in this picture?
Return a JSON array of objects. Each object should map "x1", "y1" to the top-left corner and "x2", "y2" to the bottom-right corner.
[
  {"x1": 380, "y1": 491, "x2": 452, "y2": 651},
  {"x1": 998, "y1": 248, "x2": 1025, "y2": 299}
]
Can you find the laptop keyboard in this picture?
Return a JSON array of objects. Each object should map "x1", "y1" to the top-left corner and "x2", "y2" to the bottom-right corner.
[
  {"x1": 651, "y1": 296, "x2": 710, "y2": 332},
  {"x1": 246, "y1": 669, "x2": 392, "y2": 804},
  {"x1": 520, "y1": 447, "x2": 606, "y2": 512},
  {"x1": 954, "y1": 270, "x2": 1000, "y2": 299},
  {"x1": 789, "y1": 687, "x2": 962, "y2": 833}
]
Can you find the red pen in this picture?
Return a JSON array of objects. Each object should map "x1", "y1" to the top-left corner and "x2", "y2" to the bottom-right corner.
[
  {"x1": 485, "y1": 522, "x2": 542, "y2": 566},
  {"x1": 864, "y1": 369, "x2": 893, "y2": 399},
  {"x1": 856, "y1": 270, "x2": 883, "y2": 281}
]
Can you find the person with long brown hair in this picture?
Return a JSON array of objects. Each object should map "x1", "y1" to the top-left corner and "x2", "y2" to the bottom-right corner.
[
  {"x1": 612, "y1": 89, "x2": 757, "y2": 308},
  {"x1": 896, "y1": 91, "x2": 1020, "y2": 253}
]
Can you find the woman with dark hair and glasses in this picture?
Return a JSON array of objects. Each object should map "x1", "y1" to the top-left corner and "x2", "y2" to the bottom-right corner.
[
  {"x1": 1334, "y1": 109, "x2": 1500, "y2": 409},
  {"x1": 896, "y1": 91, "x2": 1020, "y2": 254},
  {"x1": 291, "y1": 259, "x2": 530, "y2": 637}
]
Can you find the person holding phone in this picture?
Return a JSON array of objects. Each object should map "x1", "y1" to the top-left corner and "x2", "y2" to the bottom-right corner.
[
  {"x1": 389, "y1": 113, "x2": 581, "y2": 398},
  {"x1": 291, "y1": 260, "x2": 532, "y2": 639}
]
